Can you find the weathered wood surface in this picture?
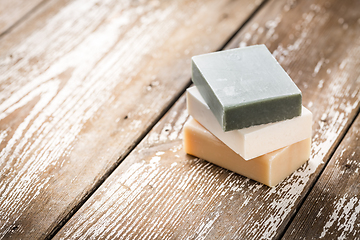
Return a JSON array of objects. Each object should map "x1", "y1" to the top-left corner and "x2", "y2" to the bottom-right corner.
[
  {"x1": 0, "y1": 0, "x2": 45, "y2": 36},
  {"x1": 283, "y1": 113, "x2": 360, "y2": 239},
  {"x1": 54, "y1": 0, "x2": 360, "y2": 239},
  {"x1": 0, "y1": 0, "x2": 263, "y2": 239}
]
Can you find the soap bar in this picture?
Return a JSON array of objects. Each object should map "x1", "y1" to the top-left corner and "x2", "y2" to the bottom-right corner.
[
  {"x1": 183, "y1": 118, "x2": 311, "y2": 187},
  {"x1": 187, "y1": 86, "x2": 312, "y2": 160},
  {"x1": 191, "y1": 44, "x2": 302, "y2": 131}
]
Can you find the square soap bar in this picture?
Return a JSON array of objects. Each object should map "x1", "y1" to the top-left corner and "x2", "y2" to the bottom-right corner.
[
  {"x1": 191, "y1": 44, "x2": 302, "y2": 131},
  {"x1": 187, "y1": 86, "x2": 312, "y2": 160},
  {"x1": 183, "y1": 117, "x2": 311, "y2": 187}
]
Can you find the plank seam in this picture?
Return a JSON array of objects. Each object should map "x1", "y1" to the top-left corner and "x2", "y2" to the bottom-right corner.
[
  {"x1": 278, "y1": 104, "x2": 360, "y2": 240},
  {"x1": 220, "y1": 0, "x2": 270, "y2": 51},
  {"x1": 0, "y1": 0, "x2": 50, "y2": 39},
  {"x1": 45, "y1": 1, "x2": 270, "y2": 239}
]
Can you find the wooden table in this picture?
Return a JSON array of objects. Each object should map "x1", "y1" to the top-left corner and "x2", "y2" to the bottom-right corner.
[{"x1": 1, "y1": 0, "x2": 359, "y2": 239}]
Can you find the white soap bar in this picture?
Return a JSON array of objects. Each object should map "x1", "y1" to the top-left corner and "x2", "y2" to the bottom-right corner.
[
  {"x1": 187, "y1": 86, "x2": 312, "y2": 160},
  {"x1": 183, "y1": 118, "x2": 311, "y2": 187}
]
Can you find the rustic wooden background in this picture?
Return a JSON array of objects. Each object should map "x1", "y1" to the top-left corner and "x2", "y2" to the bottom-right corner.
[{"x1": 0, "y1": 0, "x2": 359, "y2": 239}]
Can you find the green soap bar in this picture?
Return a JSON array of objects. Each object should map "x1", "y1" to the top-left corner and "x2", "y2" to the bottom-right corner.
[{"x1": 191, "y1": 44, "x2": 302, "y2": 131}]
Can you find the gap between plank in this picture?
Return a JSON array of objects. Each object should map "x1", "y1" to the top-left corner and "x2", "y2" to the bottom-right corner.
[
  {"x1": 0, "y1": 0, "x2": 50, "y2": 39},
  {"x1": 219, "y1": 0, "x2": 269, "y2": 51},
  {"x1": 278, "y1": 105, "x2": 360, "y2": 240},
  {"x1": 45, "y1": 1, "x2": 269, "y2": 239}
]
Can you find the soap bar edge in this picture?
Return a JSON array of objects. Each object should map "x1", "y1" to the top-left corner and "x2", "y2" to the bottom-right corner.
[
  {"x1": 191, "y1": 59, "x2": 225, "y2": 130},
  {"x1": 191, "y1": 45, "x2": 303, "y2": 131},
  {"x1": 187, "y1": 86, "x2": 312, "y2": 160},
  {"x1": 183, "y1": 117, "x2": 312, "y2": 187}
]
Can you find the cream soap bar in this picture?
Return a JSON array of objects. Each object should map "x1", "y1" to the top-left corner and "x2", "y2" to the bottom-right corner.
[
  {"x1": 187, "y1": 86, "x2": 312, "y2": 160},
  {"x1": 191, "y1": 45, "x2": 302, "y2": 131},
  {"x1": 183, "y1": 118, "x2": 311, "y2": 187}
]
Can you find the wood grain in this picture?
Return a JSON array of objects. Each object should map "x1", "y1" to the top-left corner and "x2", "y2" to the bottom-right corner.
[
  {"x1": 0, "y1": 0, "x2": 45, "y2": 36},
  {"x1": 282, "y1": 113, "x2": 360, "y2": 239},
  {"x1": 54, "y1": 0, "x2": 360, "y2": 239},
  {"x1": 0, "y1": 0, "x2": 263, "y2": 239}
]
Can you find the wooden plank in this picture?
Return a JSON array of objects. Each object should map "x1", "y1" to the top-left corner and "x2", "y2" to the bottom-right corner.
[
  {"x1": 53, "y1": 0, "x2": 360, "y2": 239},
  {"x1": 0, "y1": 0, "x2": 263, "y2": 239},
  {"x1": 0, "y1": 0, "x2": 45, "y2": 36},
  {"x1": 282, "y1": 113, "x2": 360, "y2": 239}
]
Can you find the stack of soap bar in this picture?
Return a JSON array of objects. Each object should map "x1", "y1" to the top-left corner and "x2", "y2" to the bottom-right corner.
[
  {"x1": 183, "y1": 44, "x2": 312, "y2": 187},
  {"x1": 187, "y1": 86, "x2": 312, "y2": 160},
  {"x1": 192, "y1": 44, "x2": 302, "y2": 131},
  {"x1": 183, "y1": 118, "x2": 311, "y2": 187}
]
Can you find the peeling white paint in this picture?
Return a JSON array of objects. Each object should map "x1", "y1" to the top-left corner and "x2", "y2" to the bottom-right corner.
[
  {"x1": 319, "y1": 195, "x2": 360, "y2": 239},
  {"x1": 0, "y1": 0, "x2": 187, "y2": 237},
  {"x1": 314, "y1": 58, "x2": 325, "y2": 76}
]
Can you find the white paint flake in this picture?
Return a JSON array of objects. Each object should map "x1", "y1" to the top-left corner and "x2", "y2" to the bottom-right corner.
[
  {"x1": 313, "y1": 58, "x2": 325, "y2": 76},
  {"x1": 0, "y1": 0, "x2": 185, "y2": 236},
  {"x1": 320, "y1": 196, "x2": 360, "y2": 239}
]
